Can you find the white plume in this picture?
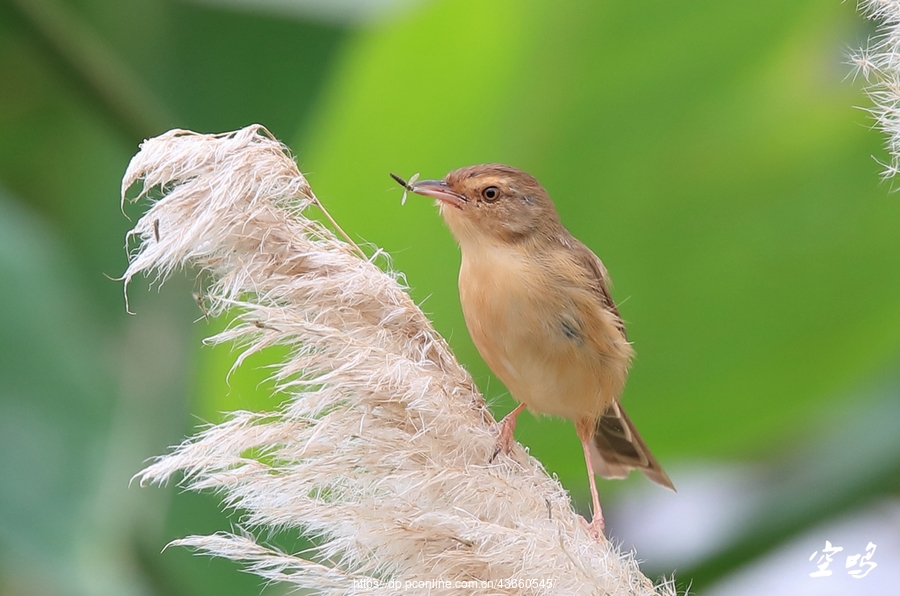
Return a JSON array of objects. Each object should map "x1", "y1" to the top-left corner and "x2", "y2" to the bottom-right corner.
[
  {"x1": 121, "y1": 125, "x2": 676, "y2": 596},
  {"x1": 854, "y1": 0, "x2": 900, "y2": 179}
]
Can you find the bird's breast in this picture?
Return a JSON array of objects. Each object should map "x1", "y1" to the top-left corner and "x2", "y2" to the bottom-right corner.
[{"x1": 457, "y1": 243, "x2": 628, "y2": 422}]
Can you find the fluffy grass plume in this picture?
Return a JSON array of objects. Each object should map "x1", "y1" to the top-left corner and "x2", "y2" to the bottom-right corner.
[
  {"x1": 854, "y1": 0, "x2": 900, "y2": 178},
  {"x1": 121, "y1": 125, "x2": 675, "y2": 595}
]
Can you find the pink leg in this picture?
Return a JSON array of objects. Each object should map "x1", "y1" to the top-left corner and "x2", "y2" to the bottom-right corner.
[
  {"x1": 490, "y1": 403, "x2": 527, "y2": 462},
  {"x1": 576, "y1": 419, "x2": 605, "y2": 540}
]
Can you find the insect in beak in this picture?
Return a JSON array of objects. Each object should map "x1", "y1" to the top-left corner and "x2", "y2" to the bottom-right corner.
[
  {"x1": 390, "y1": 172, "x2": 420, "y2": 205},
  {"x1": 391, "y1": 173, "x2": 467, "y2": 209}
]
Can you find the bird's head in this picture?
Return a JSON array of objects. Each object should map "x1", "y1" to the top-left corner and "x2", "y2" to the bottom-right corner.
[{"x1": 406, "y1": 164, "x2": 562, "y2": 248}]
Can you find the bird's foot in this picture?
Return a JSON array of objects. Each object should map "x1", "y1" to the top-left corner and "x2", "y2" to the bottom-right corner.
[
  {"x1": 581, "y1": 514, "x2": 605, "y2": 542},
  {"x1": 490, "y1": 415, "x2": 517, "y2": 462},
  {"x1": 490, "y1": 404, "x2": 526, "y2": 463},
  {"x1": 576, "y1": 419, "x2": 606, "y2": 542}
]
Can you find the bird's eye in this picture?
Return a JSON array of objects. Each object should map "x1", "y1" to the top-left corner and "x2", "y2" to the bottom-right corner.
[{"x1": 481, "y1": 186, "x2": 501, "y2": 202}]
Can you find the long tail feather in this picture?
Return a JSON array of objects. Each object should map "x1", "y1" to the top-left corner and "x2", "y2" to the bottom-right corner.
[{"x1": 589, "y1": 402, "x2": 675, "y2": 491}]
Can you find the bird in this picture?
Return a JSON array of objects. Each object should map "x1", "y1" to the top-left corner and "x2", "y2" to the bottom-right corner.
[{"x1": 393, "y1": 164, "x2": 674, "y2": 538}]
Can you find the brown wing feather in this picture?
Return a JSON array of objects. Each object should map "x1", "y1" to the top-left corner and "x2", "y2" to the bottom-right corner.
[
  {"x1": 566, "y1": 236, "x2": 627, "y2": 340},
  {"x1": 590, "y1": 401, "x2": 675, "y2": 490}
]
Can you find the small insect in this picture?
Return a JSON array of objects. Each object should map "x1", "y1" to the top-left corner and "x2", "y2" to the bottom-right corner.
[
  {"x1": 152, "y1": 218, "x2": 160, "y2": 241},
  {"x1": 192, "y1": 291, "x2": 209, "y2": 321},
  {"x1": 390, "y1": 172, "x2": 419, "y2": 205}
]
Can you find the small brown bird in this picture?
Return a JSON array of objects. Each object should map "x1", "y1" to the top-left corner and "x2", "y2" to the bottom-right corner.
[{"x1": 394, "y1": 164, "x2": 674, "y2": 538}]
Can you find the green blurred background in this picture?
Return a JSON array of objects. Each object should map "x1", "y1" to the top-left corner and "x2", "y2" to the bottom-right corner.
[{"x1": 1, "y1": 0, "x2": 899, "y2": 594}]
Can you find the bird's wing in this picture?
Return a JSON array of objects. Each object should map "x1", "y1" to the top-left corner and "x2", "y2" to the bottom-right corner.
[
  {"x1": 590, "y1": 401, "x2": 675, "y2": 490},
  {"x1": 568, "y1": 237, "x2": 628, "y2": 340},
  {"x1": 563, "y1": 236, "x2": 673, "y2": 489}
]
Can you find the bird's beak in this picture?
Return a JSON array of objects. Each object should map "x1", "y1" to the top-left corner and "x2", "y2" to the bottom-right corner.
[{"x1": 409, "y1": 179, "x2": 467, "y2": 209}]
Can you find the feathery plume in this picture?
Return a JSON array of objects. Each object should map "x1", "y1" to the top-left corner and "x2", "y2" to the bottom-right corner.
[
  {"x1": 854, "y1": 0, "x2": 900, "y2": 179},
  {"x1": 121, "y1": 125, "x2": 675, "y2": 595}
]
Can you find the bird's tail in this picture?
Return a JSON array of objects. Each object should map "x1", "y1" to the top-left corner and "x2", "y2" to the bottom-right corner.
[{"x1": 589, "y1": 402, "x2": 675, "y2": 491}]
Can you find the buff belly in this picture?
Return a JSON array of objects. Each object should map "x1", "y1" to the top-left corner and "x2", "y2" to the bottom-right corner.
[{"x1": 458, "y1": 245, "x2": 625, "y2": 423}]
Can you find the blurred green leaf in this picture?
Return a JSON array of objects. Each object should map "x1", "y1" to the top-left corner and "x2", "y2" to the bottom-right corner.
[
  {"x1": 181, "y1": 0, "x2": 427, "y2": 25},
  {"x1": 0, "y1": 189, "x2": 114, "y2": 590}
]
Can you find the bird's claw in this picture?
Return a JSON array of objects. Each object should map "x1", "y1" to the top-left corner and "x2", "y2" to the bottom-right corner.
[
  {"x1": 489, "y1": 414, "x2": 519, "y2": 463},
  {"x1": 580, "y1": 515, "x2": 605, "y2": 542}
]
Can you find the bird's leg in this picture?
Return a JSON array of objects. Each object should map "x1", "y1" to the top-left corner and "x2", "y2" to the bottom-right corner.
[
  {"x1": 576, "y1": 418, "x2": 605, "y2": 540},
  {"x1": 490, "y1": 403, "x2": 527, "y2": 462}
]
